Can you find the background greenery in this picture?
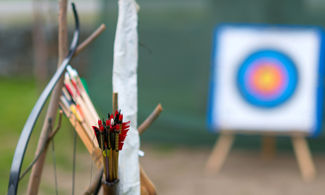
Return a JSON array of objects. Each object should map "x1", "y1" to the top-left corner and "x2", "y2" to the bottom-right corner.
[
  {"x1": 87, "y1": 0, "x2": 325, "y2": 145},
  {"x1": 3, "y1": 0, "x2": 325, "y2": 193}
]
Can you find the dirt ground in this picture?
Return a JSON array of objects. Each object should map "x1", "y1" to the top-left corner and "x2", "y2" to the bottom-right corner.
[
  {"x1": 37, "y1": 145, "x2": 325, "y2": 195},
  {"x1": 140, "y1": 146, "x2": 325, "y2": 195}
]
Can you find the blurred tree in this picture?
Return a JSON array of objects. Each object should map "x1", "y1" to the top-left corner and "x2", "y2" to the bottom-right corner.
[
  {"x1": 208, "y1": 0, "x2": 305, "y2": 24},
  {"x1": 32, "y1": 0, "x2": 48, "y2": 87},
  {"x1": 264, "y1": 0, "x2": 305, "y2": 24}
]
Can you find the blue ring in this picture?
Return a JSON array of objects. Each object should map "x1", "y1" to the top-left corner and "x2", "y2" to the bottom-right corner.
[{"x1": 237, "y1": 49, "x2": 298, "y2": 108}]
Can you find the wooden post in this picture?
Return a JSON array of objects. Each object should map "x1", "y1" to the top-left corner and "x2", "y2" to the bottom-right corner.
[
  {"x1": 27, "y1": 0, "x2": 68, "y2": 194},
  {"x1": 261, "y1": 136, "x2": 276, "y2": 160},
  {"x1": 112, "y1": 93, "x2": 118, "y2": 111},
  {"x1": 138, "y1": 104, "x2": 163, "y2": 135},
  {"x1": 140, "y1": 166, "x2": 156, "y2": 195},
  {"x1": 205, "y1": 131, "x2": 234, "y2": 174},
  {"x1": 292, "y1": 135, "x2": 316, "y2": 182},
  {"x1": 73, "y1": 24, "x2": 106, "y2": 57}
]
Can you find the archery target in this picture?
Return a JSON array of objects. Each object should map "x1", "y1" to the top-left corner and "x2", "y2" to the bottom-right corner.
[
  {"x1": 237, "y1": 49, "x2": 298, "y2": 108},
  {"x1": 208, "y1": 24, "x2": 325, "y2": 136}
]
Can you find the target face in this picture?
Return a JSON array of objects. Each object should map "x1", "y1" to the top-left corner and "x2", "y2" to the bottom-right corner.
[
  {"x1": 237, "y1": 50, "x2": 298, "y2": 108},
  {"x1": 208, "y1": 24, "x2": 325, "y2": 136}
]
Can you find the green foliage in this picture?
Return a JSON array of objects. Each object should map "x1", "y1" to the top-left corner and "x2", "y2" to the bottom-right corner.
[
  {"x1": 0, "y1": 77, "x2": 37, "y2": 193},
  {"x1": 0, "y1": 77, "x2": 88, "y2": 194}
]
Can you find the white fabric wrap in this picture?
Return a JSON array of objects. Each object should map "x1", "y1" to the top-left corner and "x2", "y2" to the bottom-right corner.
[{"x1": 112, "y1": 0, "x2": 140, "y2": 194}]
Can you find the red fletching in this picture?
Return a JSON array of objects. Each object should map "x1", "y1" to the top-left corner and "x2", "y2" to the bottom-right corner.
[
  {"x1": 118, "y1": 142, "x2": 124, "y2": 150},
  {"x1": 65, "y1": 83, "x2": 74, "y2": 96},
  {"x1": 109, "y1": 126, "x2": 114, "y2": 132},
  {"x1": 70, "y1": 79, "x2": 80, "y2": 96},
  {"x1": 92, "y1": 126, "x2": 102, "y2": 147},
  {"x1": 120, "y1": 130, "x2": 127, "y2": 135},
  {"x1": 92, "y1": 126, "x2": 98, "y2": 136},
  {"x1": 122, "y1": 123, "x2": 130, "y2": 128},
  {"x1": 93, "y1": 112, "x2": 130, "y2": 151},
  {"x1": 99, "y1": 126, "x2": 105, "y2": 131},
  {"x1": 122, "y1": 121, "x2": 130, "y2": 129},
  {"x1": 119, "y1": 133, "x2": 127, "y2": 141},
  {"x1": 118, "y1": 124, "x2": 129, "y2": 150},
  {"x1": 106, "y1": 119, "x2": 111, "y2": 126},
  {"x1": 98, "y1": 120, "x2": 105, "y2": 132}
]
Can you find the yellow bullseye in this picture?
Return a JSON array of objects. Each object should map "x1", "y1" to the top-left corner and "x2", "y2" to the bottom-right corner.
[{"x1": 252, "y1": 64, "x2": 282, "y2": 94}]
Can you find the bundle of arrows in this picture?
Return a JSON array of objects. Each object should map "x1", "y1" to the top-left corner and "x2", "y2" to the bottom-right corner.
[
  {"x1": 59, "y1": 65, "x2": 130, "y2": 182},
  {"x1": 92, "y1": 111, "x2": 130, "y2": 182},
  {"x1": 59, "y1": 65, "x2": 102, "y2": 167}
]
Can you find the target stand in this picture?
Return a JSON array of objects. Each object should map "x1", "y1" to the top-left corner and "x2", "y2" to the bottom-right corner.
[
  {"x1": 206, "y1": 24, "x2": 324, "y2": 182},
  {"x1": 205, "y1": 131, "x2": 316, "y2": 182}
]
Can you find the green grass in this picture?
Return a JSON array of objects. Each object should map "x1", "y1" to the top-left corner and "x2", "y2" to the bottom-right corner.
[
  {"x1": 0, "y1": 77, "x2": 90, "y2": 194},
  {"x1": 0, "y1": 77, "x2": 37, "y2": 193}
]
